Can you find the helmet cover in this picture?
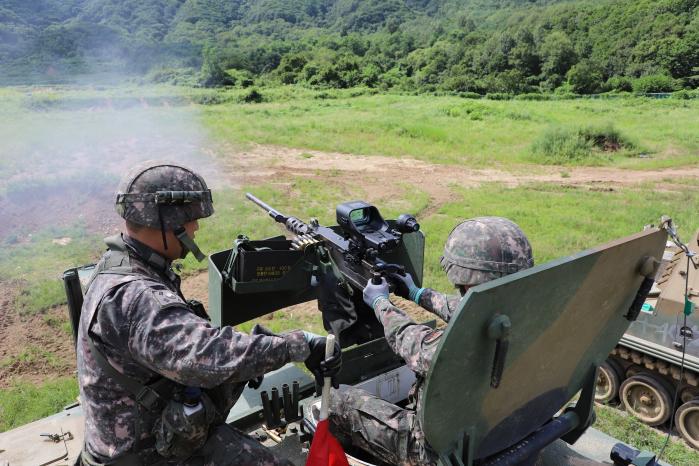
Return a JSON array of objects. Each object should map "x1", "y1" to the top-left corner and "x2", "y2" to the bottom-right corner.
[
  {"x1": 440, "y1": 217, "x2": 533, "y2": 286},
  {"x1": 115, "y1": 161, "x2": 214, "y2": 230}
]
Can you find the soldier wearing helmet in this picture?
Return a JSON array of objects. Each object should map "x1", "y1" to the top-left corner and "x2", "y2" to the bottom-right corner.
[
  {"x1": 328, "y1": 217, "x2": 533, "y2": 466},
  {"x1": 76, "y1": 162, "x2": 341, "y2": 466}
]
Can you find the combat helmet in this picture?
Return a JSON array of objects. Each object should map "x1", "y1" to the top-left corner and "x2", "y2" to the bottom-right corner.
[
  {"x1": 440, "y1": 217, "x2": 533, "y2": 287},
  {"x1": 115, "y1": 161, "x2": 214, "y2": 261}
]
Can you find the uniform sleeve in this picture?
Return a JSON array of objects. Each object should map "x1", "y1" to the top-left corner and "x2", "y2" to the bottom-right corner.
[
  {"x1": 417, "y1": 288, "x2": 462, "y2": 323},
  {"x1": 126, "y1": 288, "x2": 310, "y2": 388},
  {"x1": 373, "y1": 297, "x2": 442, "y2": 377}
]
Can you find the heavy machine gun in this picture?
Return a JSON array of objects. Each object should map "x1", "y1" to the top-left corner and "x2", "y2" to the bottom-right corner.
[
  {"x1": 243, "y1": 193, "x2": 419, "y2": 286},
  {"x1": 211, "y1": 194, "x2": 426, "y2": 345}
]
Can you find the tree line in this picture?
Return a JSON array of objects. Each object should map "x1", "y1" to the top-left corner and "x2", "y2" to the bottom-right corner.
[{"x1": 1, "y1": 0, "x2": 697, "y2": 94}]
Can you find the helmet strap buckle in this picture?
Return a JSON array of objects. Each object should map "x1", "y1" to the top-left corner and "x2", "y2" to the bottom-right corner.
[{"x1": 174, "y1": 226, "x2": 206, "y2": 262}]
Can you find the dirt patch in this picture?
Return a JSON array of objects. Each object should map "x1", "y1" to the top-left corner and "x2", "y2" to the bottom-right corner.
[
  {"x1": 214, "y1": 144, "x2": 699, "y2": 216},
  {"x1": 0, "y1": 281, "x2": 76, "y2": 388},
  {"x1": 0, "y1": 183, "x2": 120, "y2": 242}
]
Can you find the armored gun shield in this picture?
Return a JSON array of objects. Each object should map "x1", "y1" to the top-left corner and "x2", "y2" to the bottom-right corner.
[{"x1": 421, "y1": 227, "x2": 667, "y2": 464}]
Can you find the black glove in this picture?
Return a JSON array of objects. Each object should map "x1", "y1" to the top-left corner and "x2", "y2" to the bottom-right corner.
[
  {"x1": 247, "y1": 376, "x2": 264, "y2": 389},
  {"x1": 388, "y1": 272, "x2": 413, "y2": 299},
  {"x1": 251, "y1": 324, "x2": 276, "y2": 337},
  {"x1": 304, "y1": 333, "x2": 342, "y2": 395}
]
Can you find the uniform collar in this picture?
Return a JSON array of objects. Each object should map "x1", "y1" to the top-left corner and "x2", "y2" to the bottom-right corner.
[{"x1": 121, "y1": 234, "x2": 178, "y2": 282}]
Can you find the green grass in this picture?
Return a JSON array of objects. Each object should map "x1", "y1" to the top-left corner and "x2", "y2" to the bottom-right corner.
[
  {"x1": 595, "y1": 404, "x2": 699, "y2": 466},
  {"x1": 2, "y1": 86, "x2": 697, "y2": 172},
  {"x1": 199, "y1": 90, "x2": 699, "y2": 169},
  {"x1": 419, "y1": 182, "x2": 699, "y2": 293},
  {"x1": 0, "y1": 377, "x2": 78, "y2": 433}
]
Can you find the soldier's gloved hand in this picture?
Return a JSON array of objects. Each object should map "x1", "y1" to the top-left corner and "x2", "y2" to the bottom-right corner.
[
  {"x1": 363, "y1": 277, "x2": 389, "y2": 309},
  {"x1": 389, "y1": 272, "x2": 424, "y2": 302},
  {"x1": 303, "y1": 332, "x2": 342, "y2": 395}
]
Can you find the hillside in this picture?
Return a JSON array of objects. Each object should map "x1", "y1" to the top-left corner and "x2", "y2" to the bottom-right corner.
[{"x1": 0, "y1": 0, "x2": 697, "y2": 92}]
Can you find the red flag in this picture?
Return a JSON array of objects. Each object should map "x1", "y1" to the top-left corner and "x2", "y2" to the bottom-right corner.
[{"x1": 306, "y1": 419, "x2": 350, "y2": 466}]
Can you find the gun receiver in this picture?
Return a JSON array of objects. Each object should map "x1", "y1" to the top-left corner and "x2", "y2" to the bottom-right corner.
[{"x1": 244, "y1": 193, "x2": 419, "y2": 290}]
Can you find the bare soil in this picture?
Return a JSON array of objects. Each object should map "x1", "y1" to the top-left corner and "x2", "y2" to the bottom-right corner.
[
  {"x1": 216, "y1": 144, "x2": 699, "y2": 212},
  {"x1": 0, "y1": 280, "x2": 76, "y2": 388}
]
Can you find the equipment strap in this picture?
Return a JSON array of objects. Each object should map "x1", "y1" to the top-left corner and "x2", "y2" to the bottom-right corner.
[
  {"x1": 116, "y1": 190, "x2": 212, "y2": 205},
  {"x1": 175, "y1": 226, "x2": 206, "y2": 262},
  {"x1": 86, "y1": 336, "x2": 169, "y2": 412}
]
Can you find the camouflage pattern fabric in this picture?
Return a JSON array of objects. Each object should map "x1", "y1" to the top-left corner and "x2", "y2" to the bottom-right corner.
[
  {"x1": 77, "y1": 234, "x2": 308, "y2": 464},
  {"x1": 179, "y1": 424, "x2": 294, "y2": 466},
  {"x1": 329, "y1": 297, "x2": 442, "y2": 466},
  {"x1": 329, "y1": 387, "x2": 438, "y2": 466},
  {"x1": 416, "y1": 289, "x2": 462, "y2": 323},
  {"x1": 440, "y1": 217, "x2": 533, "y2": 286},
  {"x1": 115, "y1": 161, "x2": 214, "y2": 230},
  {"x1": 153, "y1": 392, "x2": 217, "y2": 458}
]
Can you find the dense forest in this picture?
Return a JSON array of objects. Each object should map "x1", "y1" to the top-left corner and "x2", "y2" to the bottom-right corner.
[{"x1": 1, "y1": 0, "x2": 697, "y2": 94}]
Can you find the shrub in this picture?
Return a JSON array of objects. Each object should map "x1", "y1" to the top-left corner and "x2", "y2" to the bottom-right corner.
[
  {"x1": 459, "y1": 91, "x2": 482, "y2": 99},
  {"x1": 514, "y1": 93, "x2": 551, "y2": 101},
  {"x1": 606, "y1": 76, "x2": 633, "y2": 92},
  {"x1": 632, "y1": 75, "x2": 678, "y2": 94},
  {"x1": 485, "y1": 92, "x2": 513, "y2": 100},
  {"x1": 238, "y1": 88, "x2": 264, "y2": 103},
  {"x1": 530, "y1": 124, "x2": 636, "y2": 164},
  {"x1": 190, "y1": 92, "x2": 229, "y2": 105},
  {"x1": 672, "y1": 89, "x2": 699, "y2": 100}
]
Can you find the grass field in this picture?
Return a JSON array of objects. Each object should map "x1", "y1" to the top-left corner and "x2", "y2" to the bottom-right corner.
[
  {"x1": 1, "y1": 84, "x2": 699, "y2": 461},
  {"x1": 201, "y1": 90, "x2": 699, "y2": 169}
]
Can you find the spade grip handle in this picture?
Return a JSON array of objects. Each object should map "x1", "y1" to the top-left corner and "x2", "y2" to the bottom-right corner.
[{"x1": 488, "y1": 315, "x2": 512, "y2": 389}]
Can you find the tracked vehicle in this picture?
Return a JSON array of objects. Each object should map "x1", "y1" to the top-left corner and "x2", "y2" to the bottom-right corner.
[
  {"x1": 596, "y1": 230, "x2": 699, "y2": 449},
  {"x1": 0, "y1": 210, "x2": 671, "y2": 466}
]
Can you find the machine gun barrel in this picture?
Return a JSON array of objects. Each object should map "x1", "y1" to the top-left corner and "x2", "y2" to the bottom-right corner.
[
  {"x1": 246, "y1": 192, "x2": 287, "y2": 223},
  {"x1": 245, "y1": 193, "x2": 312, "y2": 236}
]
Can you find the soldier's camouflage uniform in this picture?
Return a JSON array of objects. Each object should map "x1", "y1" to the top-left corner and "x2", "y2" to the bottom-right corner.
[
  {"x1": 329, "y1": 289, "x2": 459, "y2": 466},
  {"x1": 77, "y1": 233, "x2": 309, "y2": 465},
  {"x1": 329, "y1": 217, "x2": 533, "y2": 466}
]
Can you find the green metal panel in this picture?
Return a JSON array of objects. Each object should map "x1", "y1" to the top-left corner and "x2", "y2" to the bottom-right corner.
[
  {"x1": 208, "y1": 228, "x2": 425, "y2": 328},
  {"x1": 420, "y1": 227, "x2": 667, "y2": 462}
]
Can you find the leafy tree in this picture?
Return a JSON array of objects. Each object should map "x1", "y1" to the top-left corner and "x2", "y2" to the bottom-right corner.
[
  {"x1": 567, "y1": 59, "x2": 603, "y2": 94},
  {"x1": 2, "y1": 0, "x2": 698, "y2": 91},
  {"x1": 540, "y1": 31, "x2": 577, "y2": 89},
  {"x1": 632, "y1": 74, "x2": 678, "y2": 93},
  {"x1": 199, "y1": 44, "x2": 232, "y2": 87},
  {"x1": 606, "y1": 76, "x2": 633, "y2": 92}
]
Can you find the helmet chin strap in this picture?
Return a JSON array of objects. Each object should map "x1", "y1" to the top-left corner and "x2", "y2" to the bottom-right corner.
[
  {"x1": 158, "y1": 205, "x2": 168, "y2": 251},
  {"x1": 174, "y1": 226, "x2": 206, "y2": 262}
]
